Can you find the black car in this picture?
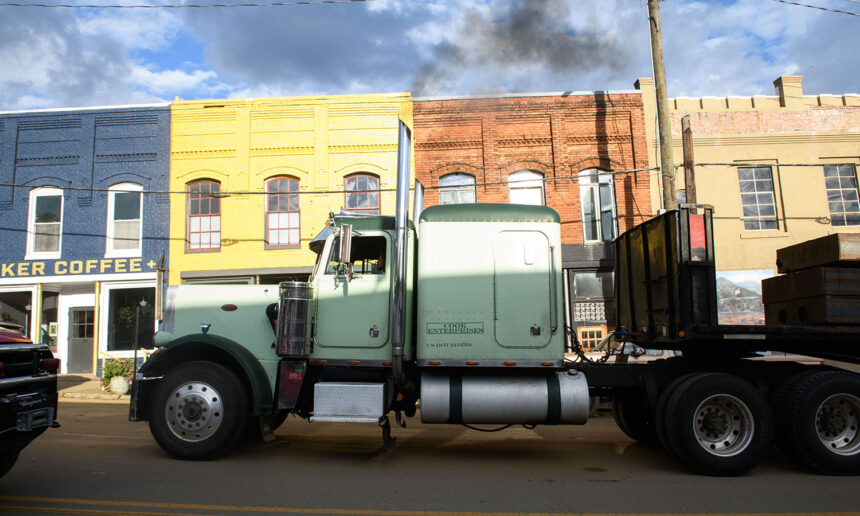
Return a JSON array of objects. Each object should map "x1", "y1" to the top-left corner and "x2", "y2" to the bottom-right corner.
[{"x1": 0, "y1": 322, "x2": 60, "y2": 479}]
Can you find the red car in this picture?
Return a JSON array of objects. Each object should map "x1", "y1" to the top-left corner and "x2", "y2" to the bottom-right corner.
[{"x1": 0, "y1": 322, "x2": 60, "y2": 479}]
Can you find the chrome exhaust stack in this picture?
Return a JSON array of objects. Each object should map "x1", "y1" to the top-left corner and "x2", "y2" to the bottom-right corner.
[{"x1": 391, "y1": 121, "x2": 411, "y2": 386}]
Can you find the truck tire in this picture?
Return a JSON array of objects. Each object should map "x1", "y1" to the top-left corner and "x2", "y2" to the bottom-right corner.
[
  {"x1": 0, "y1": 449, "x2": 20, "y2": 480},
  {"x1": 148, "y1": 361, "x2": 248, "y2": 460},
  {"x1": 655, "y1": 373, "x2": 708, "y2": 453},
  {"x1": 661, "y1": 373, "x2": 773, "y2": 476},
  {"x1": 613, "y1": 395, "x2": 660, "y2": 447},
  {"x1": 771, "y1": 369, "x2": 820, "y2": 459},
  {"x1": 778, "y1": 370, "x2": 860, "y2": 475}
]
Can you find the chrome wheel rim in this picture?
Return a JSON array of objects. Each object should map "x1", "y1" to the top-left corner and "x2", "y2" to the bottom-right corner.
[
  {"x1": 693, "y1": 394, "x2": 754, "y2": 457},
  {"x1": 815, "y1": 393, "x2": 860, "y2": 456},
  {"x1": 165, "y1": 381, "x2": 223, "y2": 442}
]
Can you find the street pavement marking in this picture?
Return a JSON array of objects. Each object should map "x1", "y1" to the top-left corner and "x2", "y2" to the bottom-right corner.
[
  {"x1": 0, "y1": 505, "x2": 210, "y2": 516},
  {"x1": 0, "y1": 498, "x2": 857, "y2": 516}
]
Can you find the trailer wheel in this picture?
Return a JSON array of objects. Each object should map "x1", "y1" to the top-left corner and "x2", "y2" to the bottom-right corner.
[
  {"x1": 779, "y1": 371, "x2": 860, "y2": 475},
  {"x1": 149, "y1": 361, "x2": 248, "y2": 460},
  {"x1": 613, "y1": 395, "x2": 660, "y2": 447},
  {"x1": 662, "y1": 373, "x2": 773, "y2": 476}
]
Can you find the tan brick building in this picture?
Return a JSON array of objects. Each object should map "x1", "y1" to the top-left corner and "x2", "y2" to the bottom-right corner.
[
  {"x1": 413, "y1": 92, "x2": 652, "y2": 348},
  {"x1": 637, "y1": 76, "x2": 860, "y2": 324}
]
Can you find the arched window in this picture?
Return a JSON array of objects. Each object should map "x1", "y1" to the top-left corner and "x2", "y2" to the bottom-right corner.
[
  {"x1": 579, "y1": 169, "x2": 617, "y2": 242},
  {"x1": 439, "y1": 173, "x2": 476, "y2": 205},
  {"x1": 106, "y1": 183, "x2": 142, "y2": 257},
  {"x1": 266, "y1": 177, "x2": 300, "y2": 248},
  {"x1": 187, "y1": 180, "x2": 221, "y2": 251},
  {"x1": 345, "y1": 174, "x2": 380, "y2": 214},
  {"x1": 508, "y1": 169, "x2": 544, "y2": 206},
  {"x1": 27, "y1": 187, "x2": 64, "y2": 258}
]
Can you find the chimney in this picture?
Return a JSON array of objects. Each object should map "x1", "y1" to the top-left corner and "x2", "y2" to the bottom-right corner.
[{"x1": 774, "y1": 76, "x2": 804, "y2": 109}]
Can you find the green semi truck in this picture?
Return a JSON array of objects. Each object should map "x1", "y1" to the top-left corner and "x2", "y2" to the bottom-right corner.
[{"x1": 130, "y1": 122, "x2": 860, "y2": 476}]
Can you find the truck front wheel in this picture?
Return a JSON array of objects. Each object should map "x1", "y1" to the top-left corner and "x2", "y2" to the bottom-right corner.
[
  {"x1": 148, "y1": 361, "x2": 248, "y2": 460},
  {"x1": 661, "y1": 373, "x2": 773, "y2": 476}
]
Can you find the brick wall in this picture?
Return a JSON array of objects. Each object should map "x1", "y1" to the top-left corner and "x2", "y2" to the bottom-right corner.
[{"x1": 413, "y1": 93, "x2": 652, "y2": 245}]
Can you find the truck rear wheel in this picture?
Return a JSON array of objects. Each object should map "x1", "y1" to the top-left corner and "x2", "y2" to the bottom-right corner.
[
  {"x1": 777, "y1": 370, "x2": 860, "y2": 475},
  {"x1": 613, "y1": 395, "x2": 659, "y2": 447},
  {"x1": 655, "y1": 373, "x2": 708, "y2": 453},
  {"x1": 661, "y1": 373, "x2": 773, "y2": 476},
  {"x1": 149, "y1": 361, "x2": 248, "y2": 460}
]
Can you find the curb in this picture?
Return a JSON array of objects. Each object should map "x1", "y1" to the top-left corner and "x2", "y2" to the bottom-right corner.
[{"x1": 61, "y1": 392, "x2": 130, "y2": 401}]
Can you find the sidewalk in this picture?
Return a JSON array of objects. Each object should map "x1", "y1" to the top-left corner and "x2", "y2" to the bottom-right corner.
[{"x1": 58, "y1": 374, "x2": 130, "y2": 402}]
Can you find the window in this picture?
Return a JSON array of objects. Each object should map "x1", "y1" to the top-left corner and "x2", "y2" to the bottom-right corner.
[
  {"x1": 345, "y1": 174, "x2": 380, "y2": 214},
  {"x1": 27, "y1": 187, "x2": 63, "y2": 258},
  {"x1": 107, "y1": 183, "x2": 142, "y2": 257},
  {"x1": 738, "y1": 167, "x2": 778, "y2": 230},
  {"x1": 187, "y1": 180, "x2": 221, "y2": 251},
  {"x1": 579, "y1": 169, "x2": 617, "y2": 242},
  {"x1": 325, "y1": 235, "x2": 387, "y2": 275},
  {"x1": 266, "y1": 177, "x2": 300, "y2": 248},
  {"x1": 439, "y1": 173, "x2": 476, "y2": 205},
  {"x1": 106, "y1": 287, "x2": 155, "y2": 351},
  {"x1": 823, "y1": 164, "x2": 860, "y2": 226},
  {"x1": 577, "y1": 326, "x2": 608, "y2": 351},
  {"x1": 508, "y1": 169, "x2": 544, "y2": 206}
]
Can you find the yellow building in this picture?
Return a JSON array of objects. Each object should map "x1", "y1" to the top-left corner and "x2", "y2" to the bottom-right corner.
[
  {"x1": 637, "y1": 76, "x2": 860, "y2": 323},
  {"x1": 169, "y1": 93, "x2": 412, "y2": 285}
]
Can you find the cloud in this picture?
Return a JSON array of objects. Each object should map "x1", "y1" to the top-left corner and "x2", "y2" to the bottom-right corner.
[{"x1": 0, "y1": 0, "x2": 856, "y2": 110}]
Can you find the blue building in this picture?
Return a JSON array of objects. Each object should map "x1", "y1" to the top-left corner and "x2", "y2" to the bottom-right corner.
[{"x1": 0, "y1": 104, "x2": 170, "y2": 374}]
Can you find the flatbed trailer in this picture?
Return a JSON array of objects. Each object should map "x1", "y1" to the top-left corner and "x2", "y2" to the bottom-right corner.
[{"x1": 571, "y1": 206, "x2": 860, "y2": 475}]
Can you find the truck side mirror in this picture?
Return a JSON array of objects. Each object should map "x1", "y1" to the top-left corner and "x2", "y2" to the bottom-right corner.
[{"x1": 337, "y1": 224, "x2": 353, "y2": 279}]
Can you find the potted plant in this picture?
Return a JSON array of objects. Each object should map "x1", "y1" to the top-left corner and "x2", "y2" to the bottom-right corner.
[{"x1": 102, "y1": 358, "x2": 134, "y2": 395}]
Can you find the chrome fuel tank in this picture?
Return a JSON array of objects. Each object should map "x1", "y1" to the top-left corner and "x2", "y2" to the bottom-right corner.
[{"x1": 420, "y1": 370, "x2": 589, "y2": 425}]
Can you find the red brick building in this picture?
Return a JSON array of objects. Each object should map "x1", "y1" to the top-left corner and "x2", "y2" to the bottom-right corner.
[{"x1": 413, "y1": 91, "x2": 652, "y2": 348}]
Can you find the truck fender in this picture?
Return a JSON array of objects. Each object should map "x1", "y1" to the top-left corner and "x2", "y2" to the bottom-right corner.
[{"x1": 138, "y1": 334, "x2": 273, "y2": 416}]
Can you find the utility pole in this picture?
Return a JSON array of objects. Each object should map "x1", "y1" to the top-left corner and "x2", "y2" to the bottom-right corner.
[
  {"x1": 681, "y1": 115, "x2": 697, "y2": 205},
  {"x1": 647, "y1": 0, "x2": 677, "y2": 211}
]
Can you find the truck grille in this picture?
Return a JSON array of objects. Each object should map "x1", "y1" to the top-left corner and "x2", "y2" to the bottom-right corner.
[{"x1": 1, "y1": 344, "x2": 49, "y2": 379}]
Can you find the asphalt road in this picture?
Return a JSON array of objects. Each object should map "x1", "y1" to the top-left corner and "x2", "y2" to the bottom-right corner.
[{"x1": 1, "y1": 400, "x2": 858, "y2": 515}]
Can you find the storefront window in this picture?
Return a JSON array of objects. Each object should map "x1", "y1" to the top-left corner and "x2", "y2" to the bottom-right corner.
[
  {"x1": 0, "y1": 291, "x2": 33, "y2": 339},
  {"x1": 107, "y1": 287, "x2": 155, "y2": 351},
  {"x1": 41, "y1": 291, "x2": 59, "y2": 351}
]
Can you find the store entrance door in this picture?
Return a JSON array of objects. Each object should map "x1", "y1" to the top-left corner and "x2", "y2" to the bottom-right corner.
[{"x1": 68, "y1": 307, "x2": 95, "y2": 374}]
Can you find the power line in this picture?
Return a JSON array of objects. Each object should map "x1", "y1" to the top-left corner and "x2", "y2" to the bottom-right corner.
[
  {"x1": 770, "y1": 0, "x2": 859, "y2": 16},
  {"x1": 0, "y1": 166, "x2": 658, "y2": 197},
  {"x1": 0, "y1": 0, "x2": 370, "y2": 8}
]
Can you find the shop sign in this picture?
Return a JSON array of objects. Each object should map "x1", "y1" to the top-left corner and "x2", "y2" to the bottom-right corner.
[{"x1": 1, "y1": 258, "x2": 156, "y2": 278}]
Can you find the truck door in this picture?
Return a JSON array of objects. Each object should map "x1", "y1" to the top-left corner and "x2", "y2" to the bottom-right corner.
[
  {"x1": 493, "y1": 230, "x2": 553, "y2": 348},
  {"x1": 313, "y1": 234, "x2": 391, "y2": 351}
]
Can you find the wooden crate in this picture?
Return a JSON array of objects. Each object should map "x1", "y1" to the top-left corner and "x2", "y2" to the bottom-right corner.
[
  {"x1": 762, "y1": 267, "x2": 860, "y2": 303},
  {"x1": 776, "y1": 233, "x2": 860, "y2": 273}
]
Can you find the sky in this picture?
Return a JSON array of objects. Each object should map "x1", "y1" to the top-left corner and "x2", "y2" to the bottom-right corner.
[{"x1": 0, "y1": 0, "x2": 857, "y2": 111}]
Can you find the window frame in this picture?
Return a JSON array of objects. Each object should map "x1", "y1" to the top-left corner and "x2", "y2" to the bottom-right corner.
[
  {"x1": 26, "y1": 187, "x2": 64, "y2": 260},
  {"x1": 508, "y1": 169, "x2": 545, "y2": 206},
  {"x1": 344, "y1": 173, "x2": 380, "y2": 215},
  {"x1": 439, "y1": 173, "x2": 477, "y2": 205},
  {"x1": 823, "y1": 164, "x2": 860, "y2": 227},
  {"x1": 106, "y1": 182, "x2": 143, "y2": 258},
  {"x1": 186, "y1": 179, "x2": 222, "y2": 252},
  {"x1": 578, "y1": 169, "x2": 617, "y2": 243},
  {"x1": 265, "y1": 176, "x2": 301, "y2": 249},
  {"x1": 737, "y1": 166, "x2": 779, "y2": 231}
]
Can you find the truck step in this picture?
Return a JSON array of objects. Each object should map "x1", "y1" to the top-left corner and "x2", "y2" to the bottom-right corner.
[{"x1": 309, "y1": 382, "x2": 385, "y2": 423}]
